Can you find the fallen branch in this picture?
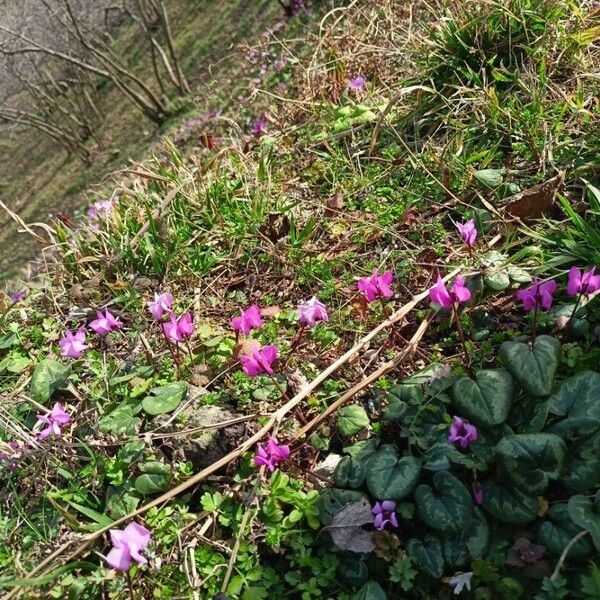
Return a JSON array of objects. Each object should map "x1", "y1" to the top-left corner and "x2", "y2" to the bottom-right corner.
[{"x1": 2, "y1": 269, "x2": 457, "y2": 596}]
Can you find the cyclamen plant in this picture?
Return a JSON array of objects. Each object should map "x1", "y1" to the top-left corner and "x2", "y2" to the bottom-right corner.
[
  {"x1": 106, "y1": 522, "x2": 151, "y2": 571},
  {"x1": 59, "y1": 328, "x2": 88, "y2": 359},
  {"x1": 455, "y1": 219, "x2": 477, "y2": 249},
  {"x1": 36, "y1": 403, "x2": 71, "y2": 440},
  {"x1": 253, "y1": 437, "x2": 290, "y2": 472}
]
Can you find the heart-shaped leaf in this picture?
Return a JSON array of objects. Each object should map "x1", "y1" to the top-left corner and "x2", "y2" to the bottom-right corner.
[
  {"x1": 355, "y1": 581, "x2": 387, "y2": 600},
  {"x1": 98, "y1": 401, "x2": 141, "y2": 435},
  {"x1": 549, "y1": 417, "x2": 600, "y2": 491},
  {"x1": 495, "y1": 433, "x2": 566, "y2": 494},
  {"x1": 568, "y1": 491, "x2": 600, "y2": 551},
  {"x1": 415, "y1": 471, "x2": 473, "y2": 534},
  {"x1": 507, "y1": 396, "x2": 549, "y2": 433},
  {"x1": 337, "y1": 405, "x2": 370, "y2": 436},
  {"x1": 452, "y1": 369, "x2": 514, "y2": 427},
  {"x1": 366, "y1": 445, "x2": 421, "y2": 501},
  {"x1": 406, "y1": 536, "x2": 444, "y2": 578},
  {"x1": 537, "y1": 503, "x2": 593, "y2": 557},
  {"x1": 382, "y1": 384, "x2": 422, "y2": 424},
  {"x1": 499, "y1": 335, "x2": 560, "y2": 396},
  {"x1": 480, "y1": 481, "x2": 537, "y2": 524},
  {"x1": 550, "y1": 370, "x2": 600, "y2": 420},
  {"x1": 484, "y1": 270, "x2": 511, "y2": 291},
  {"x1": 142, "y1": 381, "x2": 187, "y2": 415},
  {"x1": 30, "y1": 359, "x2": 71, "y2": 403},
  {"x1": 334, "y1": 456, "x2": 367, "y2": 489}
]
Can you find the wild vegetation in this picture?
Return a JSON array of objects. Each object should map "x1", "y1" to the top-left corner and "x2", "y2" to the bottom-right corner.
[{"x1": 1, "y1": 0, "x2": 600, "y2": 598}]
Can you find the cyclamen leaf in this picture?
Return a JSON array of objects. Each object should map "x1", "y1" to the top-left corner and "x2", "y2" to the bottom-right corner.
[
  {"x1": 537, "y1": 504, "x2": 593, "y2": 557},
  {"x1": 549, "y1": 370, "x2": 600, "y2": 420},
  {"x1": 415, "y1": 471, "x2": 473, "y2": 534},
  {"x1": 480, "y1": 481, "x2": 537, "y2": 524},
  {"x1": 499, "y1": 335, "x2": 560, "y2": 397},
  {"x1": 495, "y1": 433, "x2": 566, "y2": 495},
  {"x1": 337, "y1": 405, "x2": 370, "y2": 436},
  {"x1": 567, "y1": 492, "x2": 600, "y2": 551},
  {"x1": 317, "y1": 488, "x2": 366, "y2": 526},
  {"x1": 142, "y1": 381, "x2": 187, "y2": 415},
  {"x1": 366, "y1": 445, "x2": 421, "y2": 501},
  {"x1": 30, "y1": 359, "x2": 71, "y2": 403},
  {"x1": 406, "y1": 536, "x2": 444, "y2": 579},
  {"x1": 334, "y1": 456, "x2": 367, "y2": 489},
  {"x1": 452, "y1": 368, "x2": 513, "y2": 427},
  {"x1": 355, "y1": 581, "x2": 387, "y2": 600}
]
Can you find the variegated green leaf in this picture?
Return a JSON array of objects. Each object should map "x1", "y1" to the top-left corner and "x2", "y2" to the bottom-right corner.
[
  {"x1": 481, "y1": 481, "x2": 537, "y2": 524},
  {"x1": 550, "y1": 370, "x2": 600, "y2": 420},
  {"x1": 537, "y1": 503, "x2": 593, "y2": 557},
  {"x1": 406, "y1": 535, "x2": 444, "y2": 579},
  {"x1": 366, "y1": 445, "x2": 421, "y2": 501}
]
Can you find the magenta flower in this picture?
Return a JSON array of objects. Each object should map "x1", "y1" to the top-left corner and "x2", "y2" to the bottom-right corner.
[
  {"x1": 298, "y1": 296, "x2": 328, "y2": 328},
  {"x1": 448, "y1": 416, "x2": 478, "y2": 450},
  {"x1": 9, "y1": 290, "x2": 26, "y2": 303},
  {"x1": 372, "y1": 501, "x2": 398, "y2": 530},
  {"x1": 515, "y1": 278, "x2": 556, "y2": 311},
  {"x1": 148, "y1": 292, "x2": 174, "y2": 320},
  {"x1": 231, "y1": 305, "x2": 263, "y2": 336},
  {"x1": 239, "y1": 344, "x2": 278, "y2": 377},
  {"x1": 89, "y1": 309, "x2": 123, "y2": 335},
  {"x1": 253, "y1": 437, "x2": 290, "y2": 472},
  {"x1": 36, "y1": 403, "x2": 71, "y2": 440},
  {"x1": 473, "y1": 487, "x2": 484, "y2": 505},
  {"x1": 162, "y1": 312, "x2": 194, "y2": 343},
  {"x1": 251, "y1": 114, "x2": 268, "y2": 137},
  {"x1": 348, "y1": 76, "x2": 366, "y2": 91},
  {"x1": 429, "y1": 275, "x2": 471, "y2": 310},
  {"x1": 567, "y1": 267, "x2": 600, "y2": 297},
  {"x1": 87, "y1": 199, "x2": 113, "y2": 220},
  {"x1": 106, "y1": 522, "x2": 151, "y2": 571},
  {"x1": 456, "y1": 219, "x2": 477, "y2": 246},
  {"x1": 357, "y1": 269, "x2": 394, "y2": 303},
  {"x1": 59, "y1": 327, "x2": 88, "y2": 359}
]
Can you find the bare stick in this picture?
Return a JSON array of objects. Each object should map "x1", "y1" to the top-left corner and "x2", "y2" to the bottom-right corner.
[{"x1": 550, "y1": 530, "x2": 589, "y2": 581}]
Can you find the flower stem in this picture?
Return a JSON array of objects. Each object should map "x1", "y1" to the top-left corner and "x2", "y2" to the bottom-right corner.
[
  {"x1": 283, "y1": 324, "x2": 306, "y2": 368},
  {"x1": 452, "y1": 304, "x2": 470, "y2": 367},
  {"x1": 568, "y1": 293, "x2": 583, "y2": 333},
  {"x1": 531, "y1": 305, "x2": 538, "y2": 343}
]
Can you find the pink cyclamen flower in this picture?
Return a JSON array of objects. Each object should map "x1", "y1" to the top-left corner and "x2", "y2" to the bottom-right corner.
[
  {"x1": 162, "y1": 312, "x2": 194, "y2": 343},
  {"x1": 253, "y1": 437, "x2": 290, "y2": 472},
  {"x1": 298, "y1": 296, "x2": 328, "y2": 328},
  {"x1": 251, "y1": 114, "x2": 268, "y2": 137},
  {"x1": 515, "y1": 278, "x2": 556, "y2": 312},
  {"x1": 372, "y1": 501, "x2": 398, "y2": 530},
  {"x1": 231, "y1": 305, "x2": 263, "y2": 335},
  {"x1": 36, "y1": 403, "x2": 71, "y2": 440},
  {"x1": 9, "y1": 290, "x2": 26, "y2": 303},
  {"x1": 567, "y1": 267, "x2": 600, "y2": 297},
  {"x1": 89, "y1": 309, "x2": 123, "y2": 335},
  {"x1": 87, "y1": 199, "x2": 113, "y2": 220},
  {"x1": 106, "y1": 523, "x2": 151, "y2": 571},
  {"x1": 148, "y1": 293, "x2": 174, "y2": 320},
  {"x1": 59, "y1": 327, "x2": 88, "y2": 359},
  {"x1": 456, "y1": 219, "x2": 477, "y2": 246},
  {"x1": 357, "y1": 269, "x2": 394, "y2": 303},
  {"x1": 239, "y1": 344, "x2": 278, "y2": 377},
  {"x1": 473, "y1": 486, "x2": 484, "y2": 505},
  {"x1": 448, "y1": 416, "x2": 478, "y2": 450},
  {"x1": 429, "y1": 275, "x2": 471, "y2": 310},
  {"x1": 348, "y1": 76, "x2": 366, "y2": 91}
]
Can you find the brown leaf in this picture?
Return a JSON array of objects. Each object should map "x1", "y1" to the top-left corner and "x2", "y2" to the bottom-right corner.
[
  {"x1": 373, "y1": 530, "x2": 401, "y2": 561},
  {"x1": 325, "y1": 499, "x2": 376, "y2": 553},
  {"x1": 503, "y1": 172, "x2": 564, "y2": 220},
  {"x1": 325, "y1": 192, "x2": 344, "y2": 217},
  {"x1": 400, "y1": 207, "x2": 418, "y2": 227}
]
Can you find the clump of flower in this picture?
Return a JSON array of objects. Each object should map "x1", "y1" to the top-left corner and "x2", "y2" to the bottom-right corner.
[
  {"x1": 9, "y1": 290, "x2": 26, "y2": 303},
  {"x1": 456, "y1": 219, "x2": 477, "y2": 247},
  {"x1": 36, "y1": 403, "x2": 71, "y2": 439},
  {"x1": 515, "y1": 277, "x2": 556, "y2": 312},
  {"x1": 240, "y1": 344, "x2": 278, "y2": 377},
  {"x1": 231, "y1": 305, "x2": 263, "y2": 336},
  {"x1": 372, "y1": 501, "x2": 398, "y2": 530},
  {"x1": 348, "y1": 75, "x2": 366, "y2": 91},
  {"x1": 357, "y1": 269, "x2": 394, "y2": 303},
  {"x1": 251, "y1": 114, "x2": 268, "y2": 137},
  {"x1": 253, "y1": 437, "x2": 290, "y2": 471},
  {"x1": 87, "y1": 199, "x2": 113, "y2": 220},
  {"x1": 0, "y1": 441, "x2": 24, "y2": 470},
  {"x1": 298, "y1": 297, "x2": 328, "y2": 328},
  {"x1": 89, "y1": 309, "x2": 122, "y2": 335},
  {"x1": 148, "y1": 292, "x2": 174, "y2": 320},
  {"x1": 59, "y1": 327, "x2": 88, "y2": 359},
  {"x1": 567, "y1": 266, "x2": 600, "y2": 297},
  {"x1": 429, "y1": 275, "x2": 471, "y2": 310},
  {"x1": 106, "y1": 523, "x2": 151, "y2": 571},
  {"x1": 162, "y1": 312, "x2": 194, "y2": 343},
  {"x1": 448, "y1": 416, "x2": 478, "y2": 450}
]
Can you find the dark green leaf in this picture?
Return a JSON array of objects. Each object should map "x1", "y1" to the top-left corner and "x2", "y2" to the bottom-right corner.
[{"x1": 30, "y1": 359, "x2": 71, "y2": 403}]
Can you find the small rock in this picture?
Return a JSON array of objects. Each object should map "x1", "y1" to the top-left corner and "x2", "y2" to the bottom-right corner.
[
  {"x1": 155, "y1": 404, "x2": 252, "y2": 470},
  {"x1": 313, "y1": 453, "x2": 342, "y2": 481}
]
